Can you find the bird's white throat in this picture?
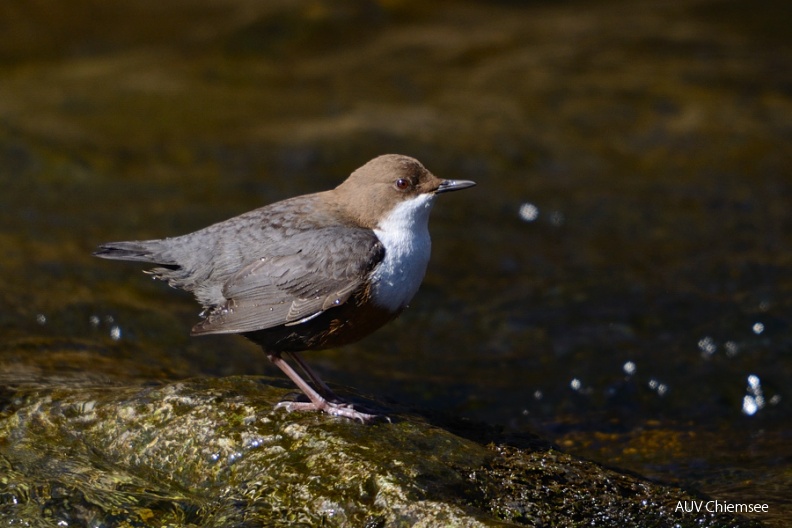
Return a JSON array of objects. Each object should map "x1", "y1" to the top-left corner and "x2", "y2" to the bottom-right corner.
[{"x1": 370, "y1": 193, "x2": 435, "y2": 311}]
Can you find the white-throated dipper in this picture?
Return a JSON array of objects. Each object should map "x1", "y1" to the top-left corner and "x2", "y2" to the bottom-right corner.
[{"x1": 95, "y1": 154, "x2": 475, "y2": 422}]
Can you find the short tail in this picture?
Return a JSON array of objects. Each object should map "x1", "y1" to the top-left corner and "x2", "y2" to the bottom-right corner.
[{"x1": 93, "y1": 240, "x2": 176, "y2": 267}]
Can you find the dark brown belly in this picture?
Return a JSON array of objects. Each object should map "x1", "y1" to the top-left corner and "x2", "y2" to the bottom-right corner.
[{"x1": 242, "y1": 293, "x2": 399, "y2": 353}]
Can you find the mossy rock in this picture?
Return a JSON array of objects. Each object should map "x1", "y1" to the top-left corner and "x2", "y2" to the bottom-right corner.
[{"x1": 0, "y1": 377, "x2": 762, "y2": 527}]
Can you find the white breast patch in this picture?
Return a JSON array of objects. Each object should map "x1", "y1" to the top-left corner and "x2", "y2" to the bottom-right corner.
[{"x1": 370, "y1": 193, "x2": 436, "y2": 312}]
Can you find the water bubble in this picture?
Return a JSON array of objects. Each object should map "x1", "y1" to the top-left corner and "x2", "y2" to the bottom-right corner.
[
  {"x1": 752, "y1": 322, "x2": 765, "y2": 335},
  {"x1": 698, "y1": 336, "x2": 717, "y2": 357},
  {"x1": 623, "y1": 361, "x2": 636, "y2": 376},
  {"x1": 533, "y1": 390, "x2": 543, "y2": 400},
  {"x1": 89, "y1": 315, "x2": 100, "y2": 327},
  {"x1": 741, "y1": 374, "x2": 765, "y2": 416},
  {"x1": 742, "y1": 396, "x2": 759, "y2": 416},
  {"x1": 570, "y1": 378, "x2": 582, "y2": 391},
  {"x1": 724, "y1": 341, "x2": 739, "y2": 357},
  {"x1": 109, "y1": 325, "x2": 122, "y2": 341},
  {"x1": 518, "y1": 202, "x2": 539, "y2": 222},
  {"x1": 549, "y1": 210, "x2": 565, "y2": 226},
  {"x1": 648, "y1": 378, "x2": 668, "y2": 396},
  {"x1": 36, "y1": 314, "x2": 47, "y2": 325}
]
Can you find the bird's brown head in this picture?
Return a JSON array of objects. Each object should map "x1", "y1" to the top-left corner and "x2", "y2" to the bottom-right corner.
[{"x1": 334, "y1": 154, "x2": 475, "y2": 229}]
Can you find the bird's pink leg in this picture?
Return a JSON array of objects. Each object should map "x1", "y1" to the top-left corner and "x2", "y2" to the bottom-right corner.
[{"x1": 267, "y1": 353, "x2": 379, "y2": 423}]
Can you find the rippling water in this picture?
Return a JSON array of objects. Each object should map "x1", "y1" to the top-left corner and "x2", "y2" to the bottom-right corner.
[{"x1": 1, "y1": 0, "x2": 790, "y2": 525}]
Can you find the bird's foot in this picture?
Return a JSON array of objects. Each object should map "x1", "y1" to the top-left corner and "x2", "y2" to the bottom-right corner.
[
  {"x1": 275, "y1": 398, "x2": 384, "y2": 423},
  {"x1": 267, "y1": 352, "x2": 387, "y2": 422}
]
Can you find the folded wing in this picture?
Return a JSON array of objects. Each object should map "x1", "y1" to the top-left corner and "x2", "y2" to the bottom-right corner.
[{"x1": 191, "y1": 227, "x2": 384, "y2": 335}]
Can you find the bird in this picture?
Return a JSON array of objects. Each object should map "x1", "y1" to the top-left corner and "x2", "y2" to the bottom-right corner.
[{"x1": 94, "y1": 154, "x2": 475, "y2": 421}]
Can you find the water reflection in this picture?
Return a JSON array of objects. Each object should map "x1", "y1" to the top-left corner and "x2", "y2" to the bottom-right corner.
[
  {"x1": 622, "y1": 360, "x2": 636, "y2": 376},
  {"x1": 698, "y1": 336, "x2": 717, "y2": 357},
  {"x1": 647, "y1": 378, "x2": 668, "y2": 397},
  {"x1": 741, "y1": 374, "x2": 764, "y2": 416},
  {"x1": 517, "y1": 202, "x2": 539, "y2": 223},
  {"x1": 1, "y1": 0, "x2": 790, "y2": 524}
]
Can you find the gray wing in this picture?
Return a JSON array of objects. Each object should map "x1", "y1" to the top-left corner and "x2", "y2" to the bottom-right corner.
[{"x1": 191, "y1": 227, "x2": 384, "y2": 336}]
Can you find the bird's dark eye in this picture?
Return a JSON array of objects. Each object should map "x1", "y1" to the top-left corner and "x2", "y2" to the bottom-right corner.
[{"x1": 394, "y1": 178, "x2": 411, "y2": 190}]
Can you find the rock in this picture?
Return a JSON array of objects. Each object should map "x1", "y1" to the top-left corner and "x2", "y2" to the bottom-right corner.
[{"x1": 0, "y1": 377, "x2": 762, "y2": 527}]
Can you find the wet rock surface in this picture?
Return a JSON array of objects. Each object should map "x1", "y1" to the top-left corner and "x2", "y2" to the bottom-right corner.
[{"x1": 0, "y1": 377, "x2": 762, "y2": 527}]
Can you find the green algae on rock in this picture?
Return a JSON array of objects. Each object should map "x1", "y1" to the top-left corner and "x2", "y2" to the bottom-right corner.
[{"x1": 0, "y1": 377, "x2": 763, "y2": 527}]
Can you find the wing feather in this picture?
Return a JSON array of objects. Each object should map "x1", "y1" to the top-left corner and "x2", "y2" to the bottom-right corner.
[{"x1": 191, "y1": 227, "x2": 383, "y2": 335}]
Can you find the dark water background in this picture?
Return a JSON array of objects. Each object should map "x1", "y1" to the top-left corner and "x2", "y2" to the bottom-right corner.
[{"x1": 1, "y1": 0, "x2": 790, "y2": 524}]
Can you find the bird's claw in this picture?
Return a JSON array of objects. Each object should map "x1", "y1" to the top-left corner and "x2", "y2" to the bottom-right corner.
[{"x1": 275, "y1": 399, "x2": 384, "y2": 423}]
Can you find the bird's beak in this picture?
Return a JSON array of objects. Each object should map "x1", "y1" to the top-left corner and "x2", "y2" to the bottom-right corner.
[{"x1": 435, "y1": 179, "x2": 476, "y2": 194}]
